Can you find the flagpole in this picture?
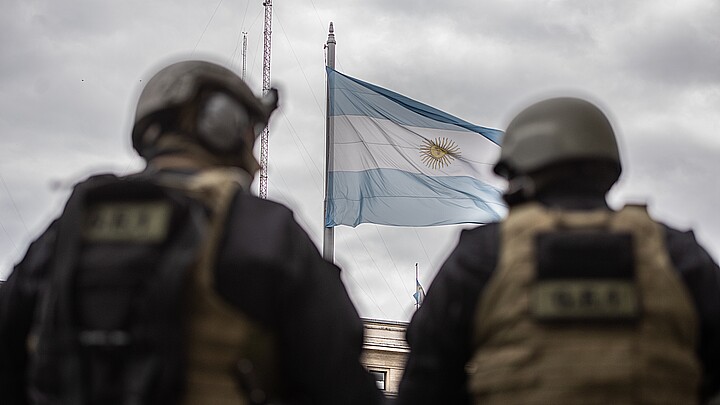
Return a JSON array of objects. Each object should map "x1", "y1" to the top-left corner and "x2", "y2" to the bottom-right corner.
[
  {"x1": 322, "y1": 22, "x2": 336, "y2": 263},
  {"x1": 415, "y1": 262, "x2": 419, "y2": 310}
]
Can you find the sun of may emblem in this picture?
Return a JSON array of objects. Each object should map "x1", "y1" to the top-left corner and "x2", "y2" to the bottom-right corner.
[{"x1": 420, "y1": 137, "x2": 461, "y2": 169}]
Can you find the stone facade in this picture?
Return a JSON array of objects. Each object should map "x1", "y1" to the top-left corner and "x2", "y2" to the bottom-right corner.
[{"x1": 362, "y1": 318, "x2": 409, "y2": 397}]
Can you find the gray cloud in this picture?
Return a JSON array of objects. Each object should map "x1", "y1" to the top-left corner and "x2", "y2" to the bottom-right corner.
[{"x1": 1, "y1": 0, "x2": 719, "y2": 321}]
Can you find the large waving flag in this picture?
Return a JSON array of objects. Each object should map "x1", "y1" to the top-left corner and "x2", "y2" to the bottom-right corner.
[{"x1": 326, "y1": 67, "x2": 506, "y2": 227}]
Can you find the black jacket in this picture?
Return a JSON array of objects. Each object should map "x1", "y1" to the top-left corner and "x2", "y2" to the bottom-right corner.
[
  {"x1": 0, "y1": 175, "x2": 383, "y2": 405},
  {"x1": 396, "y1": 193, "x2": 720, "y2": 405}
]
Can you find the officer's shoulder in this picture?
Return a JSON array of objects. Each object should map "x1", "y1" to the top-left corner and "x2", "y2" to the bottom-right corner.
[
  {"x1": 222, "y1": 192, "x2": 313, "y2": 262},
  {"x1": 647, "y1": 218, "x2": 720, "y2": 280},
  {"x1": 458, "y1": 222, "x2": 501, "y2": 244},
  {"x1": 617, "y1": 204, "x2": 699, "y2": 244},
  {"x1": 66, "y1": 173, "x2": 120, "y2": 192},
  {"x1": 232, "y1": 192, "x2": 294, "y2": 215},
  {"x1": 448, "y1": 222, "x2": 501, "y2": 267},
  {"x1": 229, "y1": 191, "x2": 299, "y2": 229},
  {"x1": 660, "y1": 222, "x2": 707, "y2": 257}
]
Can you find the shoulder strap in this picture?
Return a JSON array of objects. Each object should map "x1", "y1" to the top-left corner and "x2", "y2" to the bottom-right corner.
[
  {"x1": 165, "y1": 168, "x2": 245, "y2": 290},
  {"x1": 29, "y1": 173, "x2": 215, "y2": 405},
  {"x1": 31, "y1": 174, "x2": 122, "y2": 403}
]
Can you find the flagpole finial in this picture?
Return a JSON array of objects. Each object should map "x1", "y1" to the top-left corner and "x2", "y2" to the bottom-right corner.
[{"x1": 327, "y1": 22, "x2": 336, "y2": 45}]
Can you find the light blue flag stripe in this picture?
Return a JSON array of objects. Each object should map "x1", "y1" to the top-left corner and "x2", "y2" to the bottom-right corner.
[
  {"x1": 327, "y1": 67, "x2": 503, "y2": 145},
  {"x1": 327, "y1": 169, "x2": 504, "y2": 227}
]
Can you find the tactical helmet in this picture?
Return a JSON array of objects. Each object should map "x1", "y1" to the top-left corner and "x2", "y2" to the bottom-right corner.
[
  {"x1": 494, "y1": 97, "x2": 621, "y2": 185},
  {"x1": 132, "y1": 60, "x2": 278, "y2": 158}
]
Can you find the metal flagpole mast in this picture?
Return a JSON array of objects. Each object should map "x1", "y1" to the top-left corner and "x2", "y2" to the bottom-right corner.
[
  {"x1": 415, "y1": 263, "x2": 419, "y2": 310},
  {"x1": 241, "y1": 32, "x2": 248, "y2": 80},
  {"x1": 323, "y1": 22, "x2": 336, "y2": 262},
  {"x1": 259, "y1": 0, "x2": 273, "y2": 199}
]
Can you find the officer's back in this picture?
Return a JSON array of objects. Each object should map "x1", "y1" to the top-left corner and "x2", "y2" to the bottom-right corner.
[
  {"x1": 396, "y1": 97, "x2": 720, "y2": 405},
  {"x1": 0, "y1": 59, "x2": 383, "y2": 405}
]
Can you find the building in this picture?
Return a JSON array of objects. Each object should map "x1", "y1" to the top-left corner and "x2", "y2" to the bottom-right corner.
[{"x1": 362, "y1": 318, "x2": 409, "y2": 398}]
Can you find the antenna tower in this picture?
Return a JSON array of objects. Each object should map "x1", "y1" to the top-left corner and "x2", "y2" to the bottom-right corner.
[
  {"x1": 259, "y1": 0, "x2": 273, "y2": 199},
  {"x1": 241, "y1": 32, "x2": 248, "y2": 80}
]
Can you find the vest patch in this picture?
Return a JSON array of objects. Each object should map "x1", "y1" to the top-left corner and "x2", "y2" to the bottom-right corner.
[
  {"x1": 532, "y1": 280, "x2": 639, "y2": 320},
  {"x1": 83, "y1": 201, "x2": 172, "y2": 243}
]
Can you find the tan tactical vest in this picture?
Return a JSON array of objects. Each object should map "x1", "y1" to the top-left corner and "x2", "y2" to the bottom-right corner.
[
  {"x1": 468, "y1": 203, "x2": 700, "y2": 405},
  {"x1": 165, "y1": 168, "x2": 279, "y2": 405}
]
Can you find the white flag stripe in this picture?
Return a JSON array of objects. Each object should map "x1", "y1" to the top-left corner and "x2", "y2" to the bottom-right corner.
[{"x1": 333, "y1": 115, "x2": 502, "y2": 184}]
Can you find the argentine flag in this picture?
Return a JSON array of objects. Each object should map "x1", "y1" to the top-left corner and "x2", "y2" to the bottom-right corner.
[
  {"x1": 413, "y1": 279, "x2": 426, "y2": 307},
  {"x1": 326, "y1": 67, "x2": 506, "y2": 227}
]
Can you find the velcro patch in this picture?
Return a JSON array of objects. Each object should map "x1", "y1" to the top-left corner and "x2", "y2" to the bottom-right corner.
[
  {"x1": 83, "y1": 201, "x2": 172, "y2": 243},
  {"x1": 532, "y1": 280, "x2": 639, "y2": 320},
  {"x1": 531, "y1": 230, "x2": 639, "y2": 322}
]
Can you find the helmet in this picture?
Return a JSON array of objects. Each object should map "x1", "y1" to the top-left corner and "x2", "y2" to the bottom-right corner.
[
  {"x1": 494, "y1": 97, "x2": 621, "y2": 185},
  {"x1": 132, "y1": 60, "x2": 278, "y2": 158}
]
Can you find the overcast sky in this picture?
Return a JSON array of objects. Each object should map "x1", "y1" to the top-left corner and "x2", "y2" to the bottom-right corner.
[{"x1": 2, "y1": 0, "x2": 719, "y2": 322}]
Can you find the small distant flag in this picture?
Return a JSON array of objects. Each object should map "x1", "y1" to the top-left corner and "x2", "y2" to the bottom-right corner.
[{"x1": 413, "y1": 278, "x2": 426, "y2": 308}]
